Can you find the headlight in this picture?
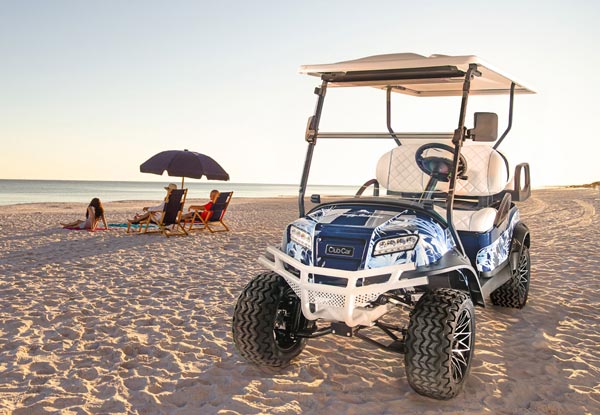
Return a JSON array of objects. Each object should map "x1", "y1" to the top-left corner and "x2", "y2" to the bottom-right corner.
[
  {"x1": 290, "y1": 226, "x2": 312, "y2": 249},
  {"x1": 373, "y1": 235, "x2": 418, "y2": 256}
]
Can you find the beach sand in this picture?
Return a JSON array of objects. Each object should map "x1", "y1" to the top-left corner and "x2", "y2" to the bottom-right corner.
[{"x1": 0, "y1": 188, "x2": 598, "y2": 414}]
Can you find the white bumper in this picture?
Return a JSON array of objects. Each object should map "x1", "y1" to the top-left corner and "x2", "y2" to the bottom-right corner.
[{"x1": 258, "y1": 246, "x2": 428, "y2": 327}]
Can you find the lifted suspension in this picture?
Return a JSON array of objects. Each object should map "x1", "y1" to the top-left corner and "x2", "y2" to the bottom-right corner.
[
  {"x1": 295, "y1": 320, "x2": 408, "y2": 354},
  {"x1": 355, "y1": 321, "x2": 407, "y2": 354}
]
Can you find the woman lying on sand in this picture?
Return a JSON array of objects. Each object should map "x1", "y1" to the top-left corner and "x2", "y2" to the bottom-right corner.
[{"x1": 61, "y1": 197, "x2": 108, "y2": 230}]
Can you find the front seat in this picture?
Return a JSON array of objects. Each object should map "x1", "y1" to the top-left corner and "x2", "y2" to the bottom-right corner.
[{"x1": 375, "y1": 142, "x2": 509, "y2": 233}]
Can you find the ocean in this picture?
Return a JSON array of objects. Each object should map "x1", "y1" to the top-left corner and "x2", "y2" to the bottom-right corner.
[{"x1": 0, "y1": 179, "x2": 359, "y2": 206}]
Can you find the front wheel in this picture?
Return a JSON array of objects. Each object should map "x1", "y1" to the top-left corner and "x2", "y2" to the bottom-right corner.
[
  {"x1": 405, "y1": 289, "x2": 475, "y2": 400},
  {"x1": 232, "y1": 272, "x2": 311, "y2": 367}
]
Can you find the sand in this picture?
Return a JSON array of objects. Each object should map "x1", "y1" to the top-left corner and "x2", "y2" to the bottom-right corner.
[{"x1": 0, "y1": 189, "x2": 598, "y2": 414}]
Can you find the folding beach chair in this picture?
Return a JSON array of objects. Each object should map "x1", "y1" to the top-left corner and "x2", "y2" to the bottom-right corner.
[
  {"x1": 186, "y1": 191, "x2": 233, "y2": 233},
  {"x1": 129, "y1": 188, "x2": 189, "y2": 237}
]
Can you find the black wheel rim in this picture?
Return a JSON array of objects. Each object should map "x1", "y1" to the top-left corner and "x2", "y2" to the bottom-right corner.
[
  {"x1": 451, "y1": 308, "x2": 473, "y2": 382},
  {"x1": 515, "y1": 250, "x2": 530, "y2": 303},
  {"x1": 273, "y1": 287, "x2": 302, "y2": 350}
]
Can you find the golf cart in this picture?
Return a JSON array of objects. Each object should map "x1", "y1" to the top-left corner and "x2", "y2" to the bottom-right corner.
[{"x1": 232, "y1": 53, "x2": 534, "y2": 399}]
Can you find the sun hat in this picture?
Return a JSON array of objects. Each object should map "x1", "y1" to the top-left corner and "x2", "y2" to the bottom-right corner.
[{"x1": 164, "y1": 183, "x2": 177, "y2": 191}]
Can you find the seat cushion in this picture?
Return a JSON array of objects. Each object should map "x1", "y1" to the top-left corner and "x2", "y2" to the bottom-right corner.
[{"x1": 434, "y1": 206, "x2": 497, "y2": 233}]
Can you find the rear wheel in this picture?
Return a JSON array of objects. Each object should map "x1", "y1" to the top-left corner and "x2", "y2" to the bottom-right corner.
[
  {"x1": 405, "y1": 289, "x2": 475, "y2": 400},
  {"x1": 232, "y1": 272, "x2": 311, "y2": 367},
  {"x1": 490, "y1": 246, "x2": 530, "y2": 308}
]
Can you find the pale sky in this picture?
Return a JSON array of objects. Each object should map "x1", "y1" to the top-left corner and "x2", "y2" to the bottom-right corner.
[{"x1": 1, "y1": 0, "x2": 599, "y2": 187}]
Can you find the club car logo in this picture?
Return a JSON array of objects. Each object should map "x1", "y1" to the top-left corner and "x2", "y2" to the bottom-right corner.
[{"x1": 326, "y1": 244, "x2": 354, "y2": 257}]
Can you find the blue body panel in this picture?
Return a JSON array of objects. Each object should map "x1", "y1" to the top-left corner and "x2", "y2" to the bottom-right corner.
[
  {"x1": 475, "y1": 208, "x2": 520, "y2": 273},
  {"x1": 459, "y1": 230, "x2": 495, "y2": 268},
  {"x1": 285, "y1": 202, "x2": 456, "y2": 272},
  {"x1": 284, "y1": 200, "x2": 522, "y2": 276},
  {"x1": 459, "y1": 206, "x2": 520, "y2": 273},
  {"x1": 315, "y1": 225, "x2": 372, "y2": 270}
]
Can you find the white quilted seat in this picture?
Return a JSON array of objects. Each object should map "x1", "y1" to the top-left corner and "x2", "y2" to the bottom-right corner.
[{"x1": 376, "y1": 142, "x2": 509, "y2": 233}]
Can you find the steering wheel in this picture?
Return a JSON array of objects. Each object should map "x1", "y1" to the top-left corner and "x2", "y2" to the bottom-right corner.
[{"x1": 415, "y1": 143, "x2": 467, "y2": 183}]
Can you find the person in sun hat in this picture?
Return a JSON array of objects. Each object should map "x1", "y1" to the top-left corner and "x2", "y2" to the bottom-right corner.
[{"x1": 128, "y1": 183, "x2": 178, "y2": 224}]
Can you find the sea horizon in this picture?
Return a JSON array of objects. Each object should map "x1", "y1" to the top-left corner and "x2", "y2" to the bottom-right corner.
[
  {"x1": 0, "y1": 179, "x2": 359, "y2": 206},
  {"x1": 1, "y1": 178, "x2": 593, "y2": 206}
]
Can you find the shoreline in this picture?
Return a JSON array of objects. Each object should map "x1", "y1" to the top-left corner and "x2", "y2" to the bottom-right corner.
[
  {"x1": 1, "y1": 185, "x2": 597, "y2": 210},
  {"x1": 1, "y1": 178, "x2": 597, "y2": 208},
  {"x1": 0, "y1": 180, "x2": 359, "y2": 207}
]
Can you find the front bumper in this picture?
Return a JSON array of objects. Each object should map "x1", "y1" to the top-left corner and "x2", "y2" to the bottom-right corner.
[{"x1": 258, "y1": 246, "x2": 428, "y2": 327}]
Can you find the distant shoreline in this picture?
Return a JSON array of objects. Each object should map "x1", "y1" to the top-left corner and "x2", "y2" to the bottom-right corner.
[{"x1": 566, "y1": 181, "x2": 600, "y2": 189}]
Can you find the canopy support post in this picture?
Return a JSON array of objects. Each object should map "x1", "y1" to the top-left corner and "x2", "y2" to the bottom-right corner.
[
  {"x1": 386, "y1": 87, "x2": 402, "y2": 146},
  {"x1": 448, "y1": 64, "x2": 481, "y2": 255},
  {"x1": 494, "y1": 82, "x2": 515, "y2": 150},
  {"x1": 299, "y1": 80, "x2": 328, "y2": 217}
]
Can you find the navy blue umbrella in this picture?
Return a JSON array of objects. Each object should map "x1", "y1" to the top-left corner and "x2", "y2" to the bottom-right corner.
[{"x1": 140, "y1": 149, "x2": 230, "y2": 187}]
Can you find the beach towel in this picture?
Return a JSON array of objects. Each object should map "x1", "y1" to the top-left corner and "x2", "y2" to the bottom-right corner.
[
  {"x1": 63, "y1": 223, "x2": 159, "y2": 231},
  {"x1": 109, "y1": 223, "x2": 159, "y2": 230},
  {"x1": 62, "y1": 227, "x2": 111, "y2": 232}
]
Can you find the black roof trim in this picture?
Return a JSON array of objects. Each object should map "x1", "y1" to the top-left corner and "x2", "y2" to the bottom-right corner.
[{"x1": 320, "y1": 66, "x2": 466, "y2": 83}]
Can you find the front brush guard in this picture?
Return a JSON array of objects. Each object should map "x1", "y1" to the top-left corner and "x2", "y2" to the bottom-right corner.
[{"x1": 258, "y1": 246, "x2": 424, "y2": 327}]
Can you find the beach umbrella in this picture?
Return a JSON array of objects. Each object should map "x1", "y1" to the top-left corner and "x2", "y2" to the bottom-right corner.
[{"x1": 140, "y1": 149, "x2": 230, "y2": 187}]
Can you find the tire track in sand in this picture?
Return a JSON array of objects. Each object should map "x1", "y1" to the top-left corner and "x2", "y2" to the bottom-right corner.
[
  {"x1": 519, "y1": 197, "x2": 548, "y2": 219},
  {"x1": 562, "y1": 199, "x2": 596, "y2": 228}
]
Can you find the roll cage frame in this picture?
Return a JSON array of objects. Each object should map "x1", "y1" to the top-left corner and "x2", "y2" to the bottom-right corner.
[{"x1": 298, "y1": 62, "x2": 520, "y2": 255}]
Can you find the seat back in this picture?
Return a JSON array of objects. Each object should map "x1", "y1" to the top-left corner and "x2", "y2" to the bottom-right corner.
[
  {"x1": 161, "y1": 188, "x2": 187, "y2": 225},
  {"x1": 208, "y1": 191, "x2": 233, "y2": 222},
  {"x1": 376, "y1": 143, "x2": 509, "y2": 197},
  {"x1": 457, "y1": 144, "x2": 509, "y2": 196}
]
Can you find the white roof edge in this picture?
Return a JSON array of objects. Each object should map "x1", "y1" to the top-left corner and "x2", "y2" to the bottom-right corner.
[
  {"x1": 299, "y1": 53, "x2": 478, "y2": 74},
  {"x1": 299, "y1": 53, "x2": 536, "y2": 95}
]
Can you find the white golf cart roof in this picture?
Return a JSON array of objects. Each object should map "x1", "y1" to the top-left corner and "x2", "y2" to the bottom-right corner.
[{"x1": 299, "y1": 53, "x2": 536, "y2": 97}]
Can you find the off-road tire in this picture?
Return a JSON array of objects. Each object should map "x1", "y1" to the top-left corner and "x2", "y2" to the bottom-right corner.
[
  {"x1": 232, "y1": 272, "x2": 309, "y2": 367},
  {"x1": 405, "y1": 288, "x2": 475, "y2": 400},
  {"x1": 490, "y1": 246, "x2": 530, "y2": 308}
]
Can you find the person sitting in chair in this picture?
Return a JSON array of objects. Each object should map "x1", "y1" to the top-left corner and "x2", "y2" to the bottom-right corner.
[
  {"x1": 61, "y1": 198, "x2": 108, "y2": 230},
  {"x1": 181, "y1": 189, "x2": 219, "y2": 222},
  {"x1": 129, "y1": 183, "x2": 178, "y2": 224}
]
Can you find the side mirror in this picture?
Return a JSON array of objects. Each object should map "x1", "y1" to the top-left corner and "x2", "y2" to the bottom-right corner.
[
  {"x1": 469, "y1": 112, "x2": 498, "y2": 142},
  {"x1": 310, "y1": 194, "x2": 321, "y2": 204}
]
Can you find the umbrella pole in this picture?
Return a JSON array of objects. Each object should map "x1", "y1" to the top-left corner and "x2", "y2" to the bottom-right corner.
[{"x1": 181, "y1": 177, "x2": 185, "y2": 188}]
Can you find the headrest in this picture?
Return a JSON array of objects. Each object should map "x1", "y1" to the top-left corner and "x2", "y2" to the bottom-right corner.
[{"x1": 376, "y1": 143, "x2": 509, "y2": 196}]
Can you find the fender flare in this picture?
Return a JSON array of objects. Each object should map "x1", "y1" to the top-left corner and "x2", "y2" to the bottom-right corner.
[
  {"x1": 419, "y1": 253, "x2": 485, "y2": 307},
  {"x1": 510, "y1": 222, "x2": 530, "y2": 270}
]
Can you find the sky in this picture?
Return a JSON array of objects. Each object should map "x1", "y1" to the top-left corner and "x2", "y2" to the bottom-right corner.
[{"x1": 1, "y1": 0, "x2": 599, "y2": 187}]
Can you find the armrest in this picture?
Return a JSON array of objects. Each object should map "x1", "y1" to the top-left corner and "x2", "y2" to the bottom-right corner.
[
  {"x1": 188, "y1": 205, "x2": 206, "y2": 211},
  {"x1": 505, "y1": 163, "x2": 531, "y2": 202}
]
